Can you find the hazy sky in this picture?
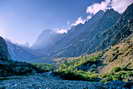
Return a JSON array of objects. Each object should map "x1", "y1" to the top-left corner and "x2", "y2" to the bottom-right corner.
[{"x1": 0, "y1": 0, "x2": 132, "y2": 46}]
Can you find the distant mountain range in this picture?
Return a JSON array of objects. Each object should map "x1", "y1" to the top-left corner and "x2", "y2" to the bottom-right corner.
[
  {"x1": 6, "y1": 40, "x2": 51, "y2": 63},
  {"x1": 7, "y1": 3, "x2": 133, "y2": 63},
  {"x1": 0, "y1": 36, "x2": 41, "y2": 77},
  {"x1": 32, "y1": 29, "x2": 64, "y2": 50},
  {"x1": 6, "y1": 40, "x2": 35, "y2": 62}
]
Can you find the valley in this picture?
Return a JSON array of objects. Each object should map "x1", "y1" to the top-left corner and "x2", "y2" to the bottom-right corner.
[{"x1": 0, "y1": 2, "x2": 133, "y2": 89}]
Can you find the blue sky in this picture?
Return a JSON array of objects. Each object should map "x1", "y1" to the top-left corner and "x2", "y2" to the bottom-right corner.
[
  {"x1": 0, "y1": 0, "x2": 102, "y2": 45},
  {"x1": 0, "y1": 0, "x2": 132, "y2": 46}
]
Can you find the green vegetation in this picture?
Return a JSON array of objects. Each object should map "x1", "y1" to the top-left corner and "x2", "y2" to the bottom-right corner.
[
  {"x1": 56, "y1": 52, "x2": 102, "y2": 71},
  {"x1": 101, "y1": 66, "x2": 133, "y2": 82},
  {"x1": 101, "y1": 71, "x2": 133, "y2": 82},
  {"x1": 54, "y1": 52, "x2": 102, "y2": 81},
  {"x1": 32, "y1": 63, "x2": 53, "y2": 72},
  {"x1": 55, "y1": 70, "x2": 99, "y2": 81},
  {"x1": 54, "y1": 50, "x2": 133, "y2": 82},
  {"x1": 111, "y1": 67, "x2": 122, "y2": 73}
]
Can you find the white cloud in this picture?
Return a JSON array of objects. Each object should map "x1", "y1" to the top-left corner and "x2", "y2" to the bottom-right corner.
[
  {"x1": 69, "y1": 0, "x2": 133, "y2": 29},
  {"x1": 86, "y1": 0, "x2": 133, "y2": 15},
  {"x1": 86, "y1": 15, "x2": 92, "y2": 20},
  {"x1": 56, "y1": 28, "x2": 68, "y2": 34},
  {"x1": 71, "y1": 17, "x2": 86, "y2": 26},
  {"x1": 86, "y1": 0, "x2": 110, "y2": 15},
  {"x1": 111, "y1": 0, "x2": 133, "y2": 13}
]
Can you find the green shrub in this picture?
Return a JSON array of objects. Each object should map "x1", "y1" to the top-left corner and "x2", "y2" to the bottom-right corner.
[
  {"x1": 55, "y1": 70, "x2": 99, "y2": 81},
  {"x1": 111, "y1": 67, "x2": 122, "y2": 73},
  {"x1": 54, "y1": 52, "x2": 103, "y2": 81},
  {"x1": 101, "y1": 71, "x2": 133, "y2": 83},
  {"x1": 32, "y1": 63, "x2": 53, "y2": 72},
  {"x1": 55, "y1": 52, "x2": 133, "y2": 82}
]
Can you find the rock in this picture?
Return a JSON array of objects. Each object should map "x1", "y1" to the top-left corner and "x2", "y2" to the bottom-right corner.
[{"x1": 0, "y1": 73, "x2": 132, "y2": 89}]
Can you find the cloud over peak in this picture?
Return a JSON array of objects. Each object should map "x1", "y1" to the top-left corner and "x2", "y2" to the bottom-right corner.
[
  {"x1": 86, "y1": 0, "x2": 110, "y2": 15},
  {"x1": 56, "y1": 28, "x2": 68, "y2": 34},
  {"x1": 111, "y1": 0, "x2": 133, "y2": 13},
  {"x1": 86, "y1": 0, "x2": 133, "y2": 15},
  {"x1": 71, "y1": 17, "x2": 86, "y2": 26},
  {"x1": 70, "y1": 0, "x2": 133, "y2": 28}
]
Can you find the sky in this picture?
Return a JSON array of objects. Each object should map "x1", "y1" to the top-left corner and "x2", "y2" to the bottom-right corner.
[{"x1": 0, "y1": 0, "x2": 132, "y2": 46}]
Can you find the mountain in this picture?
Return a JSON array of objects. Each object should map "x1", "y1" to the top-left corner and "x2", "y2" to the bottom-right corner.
[
  {"x1": 9, "y1": 4, "x2": 132, "y2": 63},
  {"x1": 0, "y1": 36, "x2": 41, "y2": 77},
  {"x1": 32, "y1": 29, "x2": 64, "y2": 50},
  {"x1": 32, "y1": 9, "x2": 120, "y2": 60},
  {"x1": 53, "y1": 9, "x2": 120, "y2": 57},
  {"x1": 55, "y1": 29, "x2": 133, "y2": 82},
  {"x1": 0, "y1": 37, "x2": 10, "y2": 61},
  {"x1": 54, "y1": 5, "x2": 133, "y2": 81},
  {"x1": 6, "y1": 40, "x2": 55, "y2": 63},
  {"x1": 96, "y1": 3, "x2": 133, "y2": 51},
  {"x1": 6, "y1": 40, "x2": 37, "y2": 62},
  {"x1": 31, "y1": 29, "x2": 65, "y2": 59}
]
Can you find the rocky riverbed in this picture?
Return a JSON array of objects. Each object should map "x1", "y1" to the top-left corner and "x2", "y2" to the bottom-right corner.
[{"x1": 0, "y1": 72, "x2": 132, "y2": 89}]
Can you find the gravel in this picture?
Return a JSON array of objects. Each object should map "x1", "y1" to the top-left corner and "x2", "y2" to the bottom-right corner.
[{"x1": 0, "y1": 72, "x2": 132, "y2": 89}]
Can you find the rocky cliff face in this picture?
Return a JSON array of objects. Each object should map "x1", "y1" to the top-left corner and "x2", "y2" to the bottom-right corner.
[{"x1": 0, "y1": 37, "x2": 10, "y2": 61}]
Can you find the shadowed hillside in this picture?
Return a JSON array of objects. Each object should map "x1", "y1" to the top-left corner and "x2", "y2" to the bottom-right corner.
[{"x1": 0, "y1": 36, "x2": 42, "y2": 77}]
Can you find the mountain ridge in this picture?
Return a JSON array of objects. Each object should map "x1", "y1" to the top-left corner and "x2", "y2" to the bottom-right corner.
[{"x1": 32, "y1": 8, "x2": 121, "y2": 61}]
